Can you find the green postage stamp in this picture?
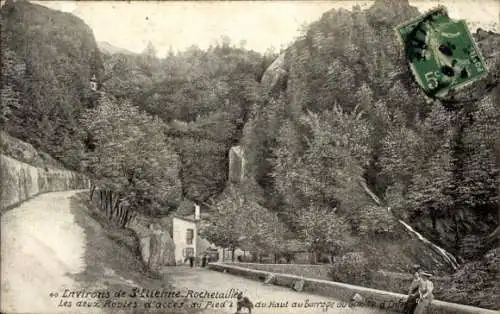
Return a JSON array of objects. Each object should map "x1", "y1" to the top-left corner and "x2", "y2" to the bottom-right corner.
[{"x1": 395, "y1": 6, "x2": 488, "y2": 98}]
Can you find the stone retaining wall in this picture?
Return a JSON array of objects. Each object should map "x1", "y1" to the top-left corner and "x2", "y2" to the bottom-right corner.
[
  {"x1": 208, "y1": 263, "x2": 497, "y2": 314},
  {"x1": 0, "y1": 154, "x2": 89, "y2": 213}
]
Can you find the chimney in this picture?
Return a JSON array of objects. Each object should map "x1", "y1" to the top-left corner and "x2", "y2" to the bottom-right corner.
[{"x1": 194, "y1": 204, "x2": 200, "y2": 221}]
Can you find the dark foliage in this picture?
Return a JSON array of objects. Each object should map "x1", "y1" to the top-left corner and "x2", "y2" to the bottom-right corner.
[
  {"x1": 1, "y1": 0, "x2": 104, "y2": 170},
  {"x1": 243, "y1": 0, "x2": 499, "y2": 265}
]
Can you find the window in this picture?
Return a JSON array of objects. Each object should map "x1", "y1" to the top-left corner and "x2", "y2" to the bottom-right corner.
[
  {"x1": 186, "y1": 228, "x2": 194, "y2": 245},
  {"x1": 184, "y1": 248, "x2": 194, "y2": 257}
]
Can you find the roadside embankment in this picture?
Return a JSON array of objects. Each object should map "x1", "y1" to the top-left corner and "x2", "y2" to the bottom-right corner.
[{"x1": 208, "y1": 263, "x2": 498, "y2": 314}]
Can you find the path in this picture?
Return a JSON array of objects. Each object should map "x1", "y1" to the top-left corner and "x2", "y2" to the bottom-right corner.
[
  {"x1": 164, "y1": 266, "x2": 388, "y2": 314},
  {"x1": 1, "y1": 190, "x2": 98, "y2": 314}
]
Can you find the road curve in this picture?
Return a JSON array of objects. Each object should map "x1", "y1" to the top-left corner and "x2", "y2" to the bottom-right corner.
[{"x1": 1, "y1": 190, "x2": 96, "y2": 314}]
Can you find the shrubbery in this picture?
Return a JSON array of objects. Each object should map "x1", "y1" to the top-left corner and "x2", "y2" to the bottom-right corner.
[
  {"x1": 329, "y1": 252, "x2": 374, "y2": 286},
  {"x1": 437, "y1": 247, "x2": 500, "y2": 309}
]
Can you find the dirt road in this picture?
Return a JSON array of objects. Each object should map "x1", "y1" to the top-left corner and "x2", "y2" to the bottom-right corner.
[
  {"x1": 1, "y1": 190, "x2": 99, "y2": 314},
  {"x1": 164, "y1": 266, "x2": 388, "y2": 314}
]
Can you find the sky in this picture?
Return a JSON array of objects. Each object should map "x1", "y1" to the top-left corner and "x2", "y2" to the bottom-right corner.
[{"x1": 29, "y1": 0, "x2": 500, "y2": 57}]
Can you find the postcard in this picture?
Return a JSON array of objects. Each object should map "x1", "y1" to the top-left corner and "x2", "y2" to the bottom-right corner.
[{"x1": 1, "y1": 1, "x2": 498, "y2": 313}]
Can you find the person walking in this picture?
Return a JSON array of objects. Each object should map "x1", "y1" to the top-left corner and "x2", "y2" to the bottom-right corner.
[
  {"x1": 414, "y1": 270, "x2": 434, "y2": 314},
  {"x1": 201, "y1": 255, "x2": 207, "y2": 267},
  {"x1": 189, "y1": 256, "x2": 195, "y2": 268}
]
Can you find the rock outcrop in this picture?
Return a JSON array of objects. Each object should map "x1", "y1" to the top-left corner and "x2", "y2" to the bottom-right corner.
[
  {"x1": 260, "y1": 52, "x2": 287, "y2": 95},
  {"x1": 228, "y1": 146, "x2": 246, "y2": 184},
  {"x1": 128, "y1": 214, "x2": 176, "y2": 269}
]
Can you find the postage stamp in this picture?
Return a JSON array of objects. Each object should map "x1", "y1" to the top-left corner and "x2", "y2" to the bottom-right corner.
[{"x1": 395, "y1": 6, "x2": 489, "y2": 98}]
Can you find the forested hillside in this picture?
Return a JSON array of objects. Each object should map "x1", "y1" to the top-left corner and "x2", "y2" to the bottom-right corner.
[
  {"x1": 1, "y1": 0, "x2": 276, "y2": 216},
  {"x1": 1, "y1": 0, "x2": 103, "y2": 170},
  {"x1": 241, "y1": 0, "x2": 499, "y2": 258},
  {"x1": 98, "y1": 37, "x2": 277, "y2": 204},
  {"x1": 235, "y1": 0, "x2": 499, "y2": 306}
]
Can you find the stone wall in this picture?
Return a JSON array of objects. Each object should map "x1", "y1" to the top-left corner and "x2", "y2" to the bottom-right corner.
[
  {"x1": 227, "y1": 262, "x2": 331, "y2": 280},
  {"x1": 0, "y1": 132, "x2": 90, "y2": 213},
  {"x1": 208, "y1": 263, "x2": 497, "y2": 314},
  {"x1": 0, "y1": 154, "x2": 89, "y2": 213},
  {"x1": 229, "y1": 263, "x2": 474, "y2": 305}
]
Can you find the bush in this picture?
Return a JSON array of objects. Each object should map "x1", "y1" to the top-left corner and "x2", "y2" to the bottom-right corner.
[
  {"x1": 436, "y1": 247, "x2": 500, "y2": 310},
  {"x1": 329, "y1": 252, "x2": 373, "y2": 285},
  {"x1": 238, "y1": 255, "x2": 254, "y2": 263}
]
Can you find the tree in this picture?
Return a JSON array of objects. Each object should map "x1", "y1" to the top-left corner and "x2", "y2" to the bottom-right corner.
[
  {"x1": 405, "y1": 138, "x2": 455, "y2": 232},
  {"x1": 378, "y1": 110, "x2": 423, "y2": 196},
  {"x1": 295, "y1": 106, "x2": 373, "y2": 213},
  {"x1": 81, "y1": 96, "x2": 182, "y2": 224},
  {"x1": 459, "y1": 99, "x2": 499, "y2": 212},
  {"x1": 201, "y1": 187, "x2": 289, "y2": 262},
  {"x1": 271, "y1": 118, "x2": 308, "y2": 213},
  {"x1": 293, "y1": 204, "x2": 349, "y2": 263},
  {"x1": 245, "y1": 205, "x2": 288, "y2": 262},
  {"x1": 201, "y1": 189, "x2": 248, "y2": 261},
  {"x1": 176, "y1": 136, "x2": 228, "y2": 203},
  {"x1": 0, "y1": 43, "x2": 24, "y2": 125},
  {"x1": 270, "y1": 102, "x2": 387, "y2": 250}
]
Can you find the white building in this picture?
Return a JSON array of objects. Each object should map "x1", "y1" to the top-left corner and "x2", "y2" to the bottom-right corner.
[
  {"x1": 171, "y1": 202, "x2": 203, "y2": 264},
  {"x1": 172, "y1": 215, "x2": 198, "y2": 264}
]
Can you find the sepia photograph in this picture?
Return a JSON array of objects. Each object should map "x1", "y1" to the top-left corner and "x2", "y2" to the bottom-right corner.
[{"x1": 0, "y1": 0, "x2": 499, "y2": 313}]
